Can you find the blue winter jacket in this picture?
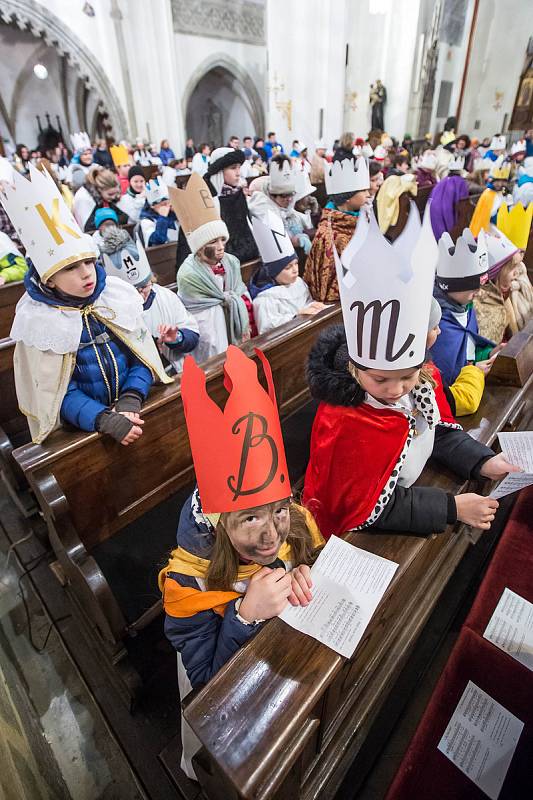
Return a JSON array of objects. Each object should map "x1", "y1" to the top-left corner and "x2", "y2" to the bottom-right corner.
[
  {"x1": 24, "y1": 264, "x2": 153, "y2": 432},
  {"x1": 139, "y1": 203, "x2": 178, "y2": 247},
  {"x1": 159, "y1": 147, "x2": 175, "y2": 166},
  {"x1": 163, "y1": 490, "x2": 262, "y2": 689},
  {"x1": 430, "y1": 287, "x2": 494, "y2": 385}
]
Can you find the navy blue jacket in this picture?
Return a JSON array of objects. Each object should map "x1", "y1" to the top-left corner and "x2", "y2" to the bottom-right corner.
[
  {"x1": 163, "y1": 491, "x2": 262, "y2": 689},
  {"x1": 139, "y1": 204, "x2": 178, "y2": 246},
  {"x1": 430, "y1": 290, "x2": 494, "y2": 385}
]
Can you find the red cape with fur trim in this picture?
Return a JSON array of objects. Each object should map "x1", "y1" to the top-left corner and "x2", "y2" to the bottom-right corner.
[{"x1": 303, "y1": 365, "x2": 456, "y2": 539}]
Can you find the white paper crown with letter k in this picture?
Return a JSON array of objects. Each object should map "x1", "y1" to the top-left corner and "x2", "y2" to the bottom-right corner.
[
  {"x1": 324, "y1": 156, "x2": 370, "y2": 196},
  {"x1": 0, "y1": 163, "x2": 97, "y2": 282},
  {"x1": 333, "y1": 202, "x2": 437, "y2": 370}
]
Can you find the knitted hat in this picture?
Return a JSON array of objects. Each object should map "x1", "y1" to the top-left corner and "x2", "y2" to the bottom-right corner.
[
  {"x1": 169, "y1": 172, "x2": 229, "y2": 254},
  {"x1": 94, "y1": 207, "x2": 119, "y2": 228},
  {"x1": 128, "y1": 165, "x2": 145, "y2": 181},
  {"x1": 206, "y1": 147, "x2": 245, "y2": 177}
]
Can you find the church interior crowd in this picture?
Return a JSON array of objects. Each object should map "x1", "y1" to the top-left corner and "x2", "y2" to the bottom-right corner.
[{"x1": 1, "y1": 114, "x2": 533, "y2": 796}]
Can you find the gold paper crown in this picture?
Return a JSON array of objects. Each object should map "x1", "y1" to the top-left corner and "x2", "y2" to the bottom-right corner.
[
  {"x1": 496, "y1": 202, "x2": 533, "y2": 250},
  {"x1": 110, "y1": 145, "x2": 130, "y2": 168},
  {"x1": 490, "y1": 162, "x2": 511, "y2": 180}
]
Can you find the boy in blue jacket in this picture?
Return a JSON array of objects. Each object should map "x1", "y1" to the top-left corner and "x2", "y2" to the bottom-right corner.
[
  {"x1": 3, "y1": 163, "x2": 171, "y2": 444},
  {"x1": 430, "y1": 228, "x2": 498, "y2": 386},
  {"x1": 139, "y1": 177, "x2": 179, "y2": 247}
]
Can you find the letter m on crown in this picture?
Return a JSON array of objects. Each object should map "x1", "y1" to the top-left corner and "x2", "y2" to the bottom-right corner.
[
  {"x1": 350, "y1": 299, "x2": 415, "y2": 362},
  {"x1": 35, "y1": 198, "x2": 80, "y2": 245}
]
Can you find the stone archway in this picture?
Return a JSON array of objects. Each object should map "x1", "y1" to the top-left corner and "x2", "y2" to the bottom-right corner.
[
  {"x1": 0, "y1": 0, "x2": 128, "y2": 138},
  {"x1": 183, "y1": 54, "x2": 265, "y2": 146}
]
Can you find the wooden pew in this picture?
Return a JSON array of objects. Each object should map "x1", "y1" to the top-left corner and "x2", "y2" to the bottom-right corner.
[
  {"x1": 184, "y1": 375, "x2": 533, "y2": 800},
  {"x1": 146, "y1": 241, "x2": 260, "y2": 289},
  {"x1": 0, "y1": 280, "x2": 25, "y2": 339},
  {"x1": 12, "y1": 304, "x2": 342, "y2": 700}
]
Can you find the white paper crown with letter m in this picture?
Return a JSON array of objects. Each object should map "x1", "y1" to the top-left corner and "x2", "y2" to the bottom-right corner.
[
  {"x1": 0, "y1": 163, "x2": 97, "y2": 282},
  {"x1": 333, "y1": 203, "x2": 437, "y2": 370},
  {"x1": 324, "y1": 156, "x2": 370, "y2": 196}
]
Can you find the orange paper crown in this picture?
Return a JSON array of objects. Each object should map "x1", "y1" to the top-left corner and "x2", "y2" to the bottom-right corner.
[
  {"x1": 181, "y1": 346, "x2": 290, "y2": 515},
  {"x1": 110, "y1": 144, "x2": 130, "y2": 168}
]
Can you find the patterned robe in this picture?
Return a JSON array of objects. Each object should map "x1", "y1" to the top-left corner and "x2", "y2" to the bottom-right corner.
[{"x1": 303, "y1": 208, "x2": 358, "y2": 302}]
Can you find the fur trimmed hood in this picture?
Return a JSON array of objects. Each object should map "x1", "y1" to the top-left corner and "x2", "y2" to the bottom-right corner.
[{"x1": 307, "y1": 325, "x2": 365, "y2": 407}]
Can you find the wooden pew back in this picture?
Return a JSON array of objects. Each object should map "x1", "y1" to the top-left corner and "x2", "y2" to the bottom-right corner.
[
  {"x1": 14, "y1": 305, "x2": 341, "y2": 555},
  {"x1": 0, "y1": 280, "x2": 25, "y2": 339}
]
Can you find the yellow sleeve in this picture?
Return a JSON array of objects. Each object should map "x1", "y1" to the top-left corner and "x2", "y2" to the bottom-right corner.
[{"x1": 449, "y1": 365, "x2": 485, "y2": 416}]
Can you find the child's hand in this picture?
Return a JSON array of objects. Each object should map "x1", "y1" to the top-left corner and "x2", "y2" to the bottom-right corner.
[
  {"x1": 120, "y1": 424, "x2": 143, "y2": 446},
  {"x1": 455, "y1": 493, "x2": 499, "y2": 529},
  {"x1": 118, "y1": 411, "x2": 144, "y2": 425},
  {"x1": 480, "y1": 454, "x2": 522, "y2": 480},
  {"x1": 475, "y1": 356, "x2": 497, "y2": 375},
  {"x1": 0, "y1": 275, "x2": 5, "y2": 286},
  {"x1": 288, "y1": 564, "x2": 313, "y2": 606},
  {"x1": 157, "y1": 324, "x2": 180, "y2": 344},
  {"x1": 239, "y1": 567, "x2": 292, "y2": 621}
]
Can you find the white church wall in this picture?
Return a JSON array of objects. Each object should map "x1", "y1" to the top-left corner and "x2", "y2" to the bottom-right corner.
[
  {"x1": 459, "y1": 0, "x2": 533, "y2": 137},
  {"x1": 265, "y1": 0, "x2": 346, "y2": 154},
  {"x1": 343, "y1": 0, "x2": 421, "y2": 140}
]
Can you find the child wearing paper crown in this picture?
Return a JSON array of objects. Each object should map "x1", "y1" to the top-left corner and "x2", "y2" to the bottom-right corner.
[
  {"x1": 139, "y1": 178, "x2": 179, "y2": 247},
  {"x1": 430, "y1": 228, "x2": 500, "y2": 387},
  {"x1": 2, "y1": 165, "x2": 172, "y2": 445},
  {"x1": 303, "y1": 157, "x2": 371, "y2": 302},
  {"x1": 100, "y1": 230, "x2": 199, "y2": 372},
  {"x1": 249, "y1": 211, "x2": 325, "y2": 334},
  {"x1": 426, "y1": 297, "x2": 486, "y2": 417},
  {"x1": 303, "y1": 205, "x2": 520, "y2": 540},
  {"x1": 170, "y1": 173, "x2": 255, "y2": 363},
  {"x1": 159, "y1": 346, "x2": 323, "y2": 780}
]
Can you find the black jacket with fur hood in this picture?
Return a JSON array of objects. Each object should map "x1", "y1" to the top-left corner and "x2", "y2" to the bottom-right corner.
[{"x1": 305, "y1": 326, "x2": 494, "y2": 535}]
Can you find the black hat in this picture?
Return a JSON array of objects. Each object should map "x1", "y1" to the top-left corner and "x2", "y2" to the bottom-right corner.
[
  {"x1": 206, "y1": 147, "x2": 245, "y2": 177},
  {"x1": 128, "y1": 165, "x2": 145, "y2": 181}
]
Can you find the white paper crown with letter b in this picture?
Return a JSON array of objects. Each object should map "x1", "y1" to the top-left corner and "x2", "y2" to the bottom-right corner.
[
  {"x1": 101, "y1": 235, "x2": 152, "y2": 287},
  {"x1": 0, "y1": 163, "x2": 97, "y2": 282},
  {"x1": 70, "y1": 131, "x2": 91, "y2": 152},
  {"x1": 146, "y1": 177, "x2": 169, "y2": 205},
  {"x1": 250, "y1": 210, "x2": 296, "y2": 267},
  {"x1": 333, "y1": 203, "x2": 437, "y2": 370},
  {"x1": 324, "y1": 157, "x2": 370, "y2": 196}
]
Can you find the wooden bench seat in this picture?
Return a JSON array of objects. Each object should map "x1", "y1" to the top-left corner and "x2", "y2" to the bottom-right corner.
[
  {"x1": 12, "y1": 305, "x2": 342, "y2": 697},
  {"x1": 184, "y1": 375, "x2": 533, "y2": 800}
]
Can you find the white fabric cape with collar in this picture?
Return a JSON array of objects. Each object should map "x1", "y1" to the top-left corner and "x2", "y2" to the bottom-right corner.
[
  {"x1": 253, "y1": 277, "x2": 312, "y2": 334},
  {"x1": 10, "y1": 276, "x2": 172, "y2": 444}
]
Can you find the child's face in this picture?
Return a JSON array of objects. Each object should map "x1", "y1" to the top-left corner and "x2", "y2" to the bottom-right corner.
[
  {"x1": 275, "y1": 260, "x2": 299, "y2": 286},
  {"x1": 271, "y1": 193, "x2": 294, "y2": 208},
  {"x1": 98, "y1": 219, "x2": 117, "y2": 234},
  {"x1": 223, "y1": 163, "x2": 242, "y2": 187},
  {"x1": 130, "y1": 175, "x2": 145, "y2": 193},
  {"x1": 498, "y1": 255, "x2": 521, "y2": 290},
  {"x1": 79, "y1": 149, "x2": 93, "y2": 166},
  {"x1": 448, "y1": 288, "x2": 479, "y2": 305},
  {"x1": 118, "y1": 164, "x2": 129, "y2": 177},
  {"x1": 345, "y1": 190, "x2": 371, "y2": 210},
  {"x1": 47, "y1": 260, "x2": 97, "y2": 297},
  {"x1": 369, "y1": 172, "x2": 384, "y2": 197},
  {"x1": 356, "y1": 366, "x2": 421, "y2": 404},
  {"x1": 223, "y1": 498, "x2": 291, "y2": 565},
  {"x1": 100, "y1": 184, "x2": 120, "y2": 202},
  {"x1": 153, "y1": 199, "x2": 170, "y2": 214},
  {"x1": 198, "y1": 237, "x2": 226, "y2": 264},
  {"x1": 136, "y1": 281, "x2": 153, "y2": 302},
  {"x1": 426, "y1": 325, "x2": 441, "y2": 350}
]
